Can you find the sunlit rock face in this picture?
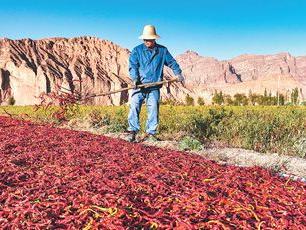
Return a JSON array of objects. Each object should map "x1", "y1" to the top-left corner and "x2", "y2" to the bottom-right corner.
[{"x1": 0, "y1": 37, "x2": 305, "y2": 105}]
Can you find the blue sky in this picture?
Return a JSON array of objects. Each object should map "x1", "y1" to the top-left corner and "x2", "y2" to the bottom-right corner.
[{"x1": 0, "y1": 0, "x2": 306, "y2": 60}]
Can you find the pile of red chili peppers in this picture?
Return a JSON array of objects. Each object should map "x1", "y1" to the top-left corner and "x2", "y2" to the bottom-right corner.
[{"x1": 0, "y1": 116, "x2": 305, "y2": 229}]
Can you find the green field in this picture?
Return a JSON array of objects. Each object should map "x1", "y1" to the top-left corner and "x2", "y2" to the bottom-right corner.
[{"x1": 1, "y1": 105, "x2": 305, "y2": 158}]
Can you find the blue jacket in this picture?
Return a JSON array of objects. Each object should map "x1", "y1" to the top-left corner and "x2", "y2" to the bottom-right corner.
[{"x1": 129, "y1": 43, "x2": 182, "y2": 84}]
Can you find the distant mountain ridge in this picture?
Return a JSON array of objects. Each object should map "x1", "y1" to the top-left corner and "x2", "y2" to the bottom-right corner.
[
  {"x1": 0, "y1": 37, "x2": 305, "y2": 105},
  {"x1": 176, "y1": 50, "x2": 306, "y2": 101}
]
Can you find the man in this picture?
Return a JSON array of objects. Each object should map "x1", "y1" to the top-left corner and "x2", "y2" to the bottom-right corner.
[{"x1": 127, "y1": 25, "x2": 184, "y2": 142}]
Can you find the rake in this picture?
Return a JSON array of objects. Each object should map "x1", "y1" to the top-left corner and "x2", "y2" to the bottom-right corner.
[{"x1": 81, "y1": 73, "x2": 179, "y2": 100}]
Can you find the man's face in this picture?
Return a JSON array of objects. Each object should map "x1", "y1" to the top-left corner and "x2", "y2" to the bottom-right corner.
[{"x1": 144, "y1": 39, "x2": 156, "y2": 49}]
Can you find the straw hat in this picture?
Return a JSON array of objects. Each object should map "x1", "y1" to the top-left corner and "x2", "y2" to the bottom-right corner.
[{"x1": 138, "y1": 25, "x2": 160, "y2": 40}]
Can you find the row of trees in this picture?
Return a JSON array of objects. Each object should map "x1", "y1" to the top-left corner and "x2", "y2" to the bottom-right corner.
[
  {"x1": 211, "y1": 88, "x2": 303, "y2": 106},
  {"x1": 182, "y1": 88, "x2": 304, "y2": 106}
]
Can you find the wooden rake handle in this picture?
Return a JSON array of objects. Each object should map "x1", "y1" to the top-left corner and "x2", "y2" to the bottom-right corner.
[{"x1": 81, "y1": 76, "x2": 178, "y2": 100}]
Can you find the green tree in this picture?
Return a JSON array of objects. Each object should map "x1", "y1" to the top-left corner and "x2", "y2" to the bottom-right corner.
[
  {"x1": 248, "y1": 92, "x2": 259, "y2": 105},
  {"x1": 279, "y1": 93, "x2": 285, "y2": 105},
  {"x1": 212, "y1": 90, "x2": 224, "y2": 105},
  {"x1": 291, "y1": 88, "x2": 299, "y2": 105},
  {"x1": 256, "y1": 95, "x2": 265, "y2": 105},
  {"x1": 8, "y1": 96, "x2": 16, "y2": 105},
  {"x1": 224, "y1": 95, "x2": 234, "y2": 105},
  {"x1": 185, "y1": 94, "x2": 195, "y2": 106},
  {"x1": 233, "y1": 93, "x2": 248, "y2": 106},
  {"x1": 264, "y1": 88, "x2": 268, "y2": 97},
  {"x1": 260, "y1": 88, "x2": 277, "y2": 105},
  {"x1": 197, "y1": 97, "x2": 205, "y2": 106},
  {"x1": 268, "y1": 91, "x2": 273, "y2": 105}
]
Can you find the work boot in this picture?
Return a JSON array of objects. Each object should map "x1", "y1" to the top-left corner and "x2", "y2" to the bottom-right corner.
[
  {"x1": 142, "y1": 133, "x2": 159, "y2": 142},
  {"x1": 126, "y1": 131, "x2": 137, "y2": 142}
]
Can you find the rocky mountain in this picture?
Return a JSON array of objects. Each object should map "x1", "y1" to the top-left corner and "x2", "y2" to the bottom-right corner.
[
  {"x1": 0, "y1": 36, "x2": 189, "y2": 106},
  {"x1": 177, "y1": 51, "x2": 306, "y2": 102},
  {"x1": 0, "y1": 37, "x2": 305, "y2": 105}
]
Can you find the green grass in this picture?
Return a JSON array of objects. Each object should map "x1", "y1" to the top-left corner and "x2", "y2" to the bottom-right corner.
[{"x1": 1, "y1": 105, "x2": 305, "y2": 157}]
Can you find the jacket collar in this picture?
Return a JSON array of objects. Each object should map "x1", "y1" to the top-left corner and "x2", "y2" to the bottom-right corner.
[{"x1": 142, "y1": 43, "x2": 158, "y2": 52}]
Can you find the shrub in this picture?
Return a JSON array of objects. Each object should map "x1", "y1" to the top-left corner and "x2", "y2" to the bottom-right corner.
[
  {"x1": 161, "y1": 97, "x2": 183, "y2": 106},
  {"x1": 185, "y1": 108, "x2": 231, "y2": 141},
  {"x1": 106, "y1": 108, "x2": 128, "y2": 133},
  {"x1": 179, "y1": 136, "x2": 203, "y2": 151},
  {"x1": 1, "y1": 105, "x2": 305, "y2": 158},
  {"x1": 88, "y1": 109, "x2": 111, "y2": 128},
  {"x1": 217, "y1": 108, "x2": 306, "y2": 156}
]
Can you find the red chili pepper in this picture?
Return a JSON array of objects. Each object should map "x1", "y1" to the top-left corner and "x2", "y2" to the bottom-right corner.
[{"x1": 0, "y1": 116, "x2": 305, "y2": 229}]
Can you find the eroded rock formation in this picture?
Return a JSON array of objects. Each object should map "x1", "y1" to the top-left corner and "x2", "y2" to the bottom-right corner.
[{"x1": 0, "y1": 37, "x2": 305, "y2": 105}]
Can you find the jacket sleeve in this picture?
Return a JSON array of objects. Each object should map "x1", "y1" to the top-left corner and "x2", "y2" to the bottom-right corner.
[
  {"x1": 164, "y1": 48, "x2": 182, "y2": 76},
  {"x1": 129, "y1": 48, "x2": 140, "y2": 82}
]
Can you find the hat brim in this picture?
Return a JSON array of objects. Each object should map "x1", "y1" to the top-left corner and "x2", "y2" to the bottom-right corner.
[{"x1": 138, "y1": 34, "x2": 160, "y2": 40}]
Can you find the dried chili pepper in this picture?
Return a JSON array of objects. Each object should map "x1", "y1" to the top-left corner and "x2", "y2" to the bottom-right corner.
[{"x1": 0, "y1": 116, "x2": 305, "y2": 229}]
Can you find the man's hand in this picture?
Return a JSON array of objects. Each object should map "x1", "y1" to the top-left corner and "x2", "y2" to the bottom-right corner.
[
  {"x1": 176, "y1": 74, "x2": 185, "y2": 86},
  {"x1": 133, "y1": 80, "x2": 139, "y2": 90}
]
